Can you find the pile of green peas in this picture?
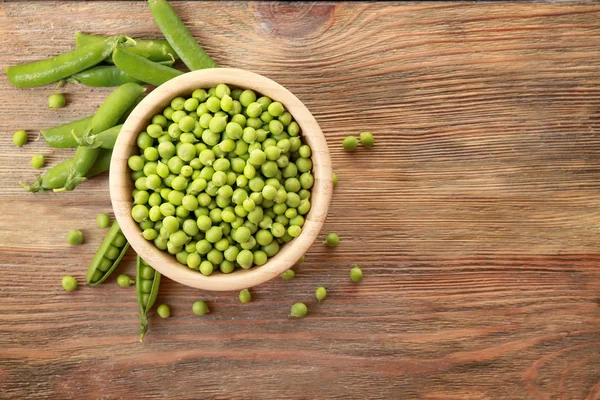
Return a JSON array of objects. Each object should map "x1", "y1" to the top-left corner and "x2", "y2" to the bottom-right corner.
[{"x1": 128, "y1": 83, "x2": 314, "y2": 274}]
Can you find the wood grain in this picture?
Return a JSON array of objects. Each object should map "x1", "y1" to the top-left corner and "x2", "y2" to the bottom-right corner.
[
  {"x1": 111, "y1": 68, "x2": 333, "y2": 291},
  {"x1": 1, "y1": 1, "x2": 600, "y2": 399}
]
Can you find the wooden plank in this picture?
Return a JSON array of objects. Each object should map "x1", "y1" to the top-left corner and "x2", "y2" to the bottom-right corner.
[{"x1": 1, "y1": 2, "x2": 599, "y2": 399}]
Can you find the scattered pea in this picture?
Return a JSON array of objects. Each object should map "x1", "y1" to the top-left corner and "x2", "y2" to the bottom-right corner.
[
  {"x1": 31, "y1": 154, "x2": 45, "y2": 169},
  {"x1": 333, "y1": 173, "x2": 338, "y2": 187},
  {"x1": 48, "y1": 93, "x2": 66, "y2": 108},
  {"x1": 280, "y1": 269, "x2": 295, "y2": 280},
  {"x1": 192, "y1": 300, "x2": 210, "y2": 315},
  {"x1": 324, "y1": 232, "x2": 339, "y2": 247},
  {"x1": 350, "y1": 265, "x2": 363, "y2": 282},
  {"x1": 116, "y1": 274, "x2": 134, "y2": 287},
  {"x1": 67, "y1": 229, "x2": 84, "y2": 245},
  {"x1": 289, "y1": 302, "x2": 307, "y2": 318},
  {"x1": 96, "y1": 213, "x2": 111, "y2": 228},
  {"x1": 342, "y1": 136, "x2": 358, "y2": 151},
  {"x1": 360, "y1": 132, "x2": 374, "y2": 147},
  {"x1": 12, "y1": 130, "x2": 27, "y2": 147},
  {"x1": 315, "y1": 286, "x2": 327, "y2": 301},
  {"x1": 61, "y1": 276, "x2": 78, "y2": 291},
  {"x1": 239, "y1": 288, "x2": 251, "y2": 303},
  {"x1": 157, "y1": 304, "x2": 171, "y2": 318}
]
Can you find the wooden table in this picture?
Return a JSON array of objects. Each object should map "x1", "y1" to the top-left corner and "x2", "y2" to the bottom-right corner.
[{"x1": 1, "y1": 2, "x2": 599, "y2": 399}]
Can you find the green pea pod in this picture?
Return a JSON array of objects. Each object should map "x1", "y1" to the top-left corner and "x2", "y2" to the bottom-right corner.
[
  {"x1": 147, "y1": 0, "x2": 218, "y2": 71},
  {"x1": 66, "y1": 60, "x2": 174, "y2": 87},
  {"x1": 86, "y1": 149, "x2": 113, "y2": 177},
  {"x1": 41, "y1": 116, "x2": 93, "y2": 148},
  {"x1": 21, "y1": 146, "x2": 100, "y2": 192},
  {"x1": 92, "y1": 82, "x2": 145, "y2": 133},
  {"x1": 75, "y1": 32, "x2": 179, "y2": 62},
  {"x1": 136, "y1": 256, "x2": 161, "y2": 341},
  {"x1": 6, "y1": 36, "x2": 127, "y2": 88},
  {"x1": 86, "y1": 221, "x2": 130, "y2": 286},
  {"x1": 74, "y1": 124, "x2": 122, "y2": 150},
  {"x1": 112, "y1": 45, "x2": 183, "y2": 86}
]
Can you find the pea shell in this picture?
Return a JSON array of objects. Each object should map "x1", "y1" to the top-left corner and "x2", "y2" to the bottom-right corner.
[
  {"x1": 86, "y1": 221, "x2": 130, "y2": 285},
  {"x1": 136, "y1": 256, "x2": 161, "y2": 341}
]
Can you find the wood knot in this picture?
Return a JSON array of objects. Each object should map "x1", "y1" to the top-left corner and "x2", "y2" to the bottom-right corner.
[{"x1": 252, "y1": 2, "x2": 335, "y2": 38}]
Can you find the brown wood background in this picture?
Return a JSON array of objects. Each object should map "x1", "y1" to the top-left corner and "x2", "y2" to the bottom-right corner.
[{"x1": 1, "y1": 2, "x2": 600, "y2": 399}]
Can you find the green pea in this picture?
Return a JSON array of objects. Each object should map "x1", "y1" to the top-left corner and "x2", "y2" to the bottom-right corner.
[
  {"x1": 343, "y1": 136, "x2": 358, "y2": 150},
  {"x1": 117, "y1": 274, "x2": 134, "y2": 287},
  {"x1": 236, "y1": 249, "x2": 253, "y2": 269},
  {"x1": 157, "y1": 304, "x2": 171, "y2": 318},
  {"x1": 61, "y1": 276, "x2": 78, "y2": 291},
  {"x1": 67, "y1": 229, "x2": 84, "y2": 245},
  {"x1": 239, "y1": 288, "x2": 251, "y2": 303},
  {"x1": 12, "y1": 130, "x2": 28, "y2": 147},
  {"x1": 199, "y1": 260, "x2": 214, "y2": 275},
  {"x1": 31, "y1": 154, "x2": 45, "y2": 169},
  {"x1": 48, "y1": 93, "x2": 66, "y2": 108},
  {"x1": 315, "y1": 287, "x2": 327, "y2": 301},
  {"x1": 350, "y1": 265, "x2": 363, "y2": 282},
  {"x1": 324, "y1": 232, "x2": 339, "y2": 247},
  {"x1": 192, "y1": 300, "x2": 210, "y2": 315},
  {"x1": 280, "y1": 269, "x2": 295, "y2": 280},
  {"x1": 96, "y1": 213, "x2": 110, "y2": 228},
  {"x1": 360, "y1": 131, "x2": 374, "y2": 147},
  {"x1": 290, "y1": 303, "x2": 307, "y2": 318},
  {"x1": 333, "y1": 173, "x2": 338, "y2": 187}
]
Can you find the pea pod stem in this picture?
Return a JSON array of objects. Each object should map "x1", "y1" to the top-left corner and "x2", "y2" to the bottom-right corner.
[
  {"x1": 147, "y1": 0, "x2": 218, "y2": 71},
  {"x1": 6, "y1": 36, "x2": 126, "y2": 88},
  {"x1": 112, "y1": 45, "x2": 183, "y2": 86},
  {"x1": 76, "y1": 32, "x2": 179, "y2": 62},
  {"x1": 73, "y1": 124, "x2": 123, "y2": 149}
]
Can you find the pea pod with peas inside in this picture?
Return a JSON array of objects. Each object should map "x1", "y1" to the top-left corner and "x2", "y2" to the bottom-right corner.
[
  {"x1": 66, "y1": 60, "x2": 174, "y2": 87},
  {"x1": 137, "y1": 256, "x2": 161, "y2": 341},
  {"x1": 148, "y1": 0, "x2": 218, "y2": 71},
  {"x1": 86, "y1": 221, "x2": 130, "y2": 286},
  {"x1": 112, "y1": 45, "x2": 182, "y2": 86},
  {"x1": 75, "y1": 32, "x2": 178, "y2": 63},
  {"x1": 6, "y1": 36, "x2": 130, "y2": 88}
]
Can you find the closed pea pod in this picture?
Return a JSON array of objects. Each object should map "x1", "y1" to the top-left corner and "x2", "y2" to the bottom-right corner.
[
  {"x1": 137, "y1": 256, "x2": 162, "y2": 341},
  {"x1": 86, "y1": 221, "x2": 130, "y2": 286},
  {"x1": 75, "y1": 32, "x2": 179, "y2": 63},
  {"x1": 148, "y1": 0, "x2": 218, "y2": 71},
  {"x1": 41, "y1": 116, "x2": 93, "y2": 148},
  {"x1": 74, "y1": 124, "x2": 123, "y2": 150},
  {"x1": 6, "y1": 36, "x2": 128, "y2": 88},
  {"x1": 92, "y1": 82, "x2": 146, "y2": 134},
  {"x1": 86, "y1": 149, "x2": 113, "y2": 177},
  {"x1": 112, "y1": 45, "x2": 182, "y2": 86},
  {"x1": 66, "y1": 65, "x2": 145, "y2": 87}
]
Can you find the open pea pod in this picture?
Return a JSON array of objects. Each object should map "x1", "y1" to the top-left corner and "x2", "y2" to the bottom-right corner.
[
  {"x1": 86, "y1": 221, "x2": 130, "y2": 286},
  {"x1": 136, "y1": 256, "x2": 161, "y2": 341}
]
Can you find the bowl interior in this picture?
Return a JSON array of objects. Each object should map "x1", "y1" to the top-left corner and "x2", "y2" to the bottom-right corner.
[{"x1": 110, "y1": 68, "x2": 332, "y2": 291}]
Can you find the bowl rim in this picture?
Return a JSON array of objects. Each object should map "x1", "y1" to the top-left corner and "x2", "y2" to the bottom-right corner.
[{"x1": 110, "y1": 68, "x2": 332, "y2": 291}]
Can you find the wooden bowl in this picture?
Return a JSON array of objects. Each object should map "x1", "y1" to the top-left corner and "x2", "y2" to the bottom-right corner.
[{"x1": 110, "y1": 68, "x2": 332, "y2": 291}]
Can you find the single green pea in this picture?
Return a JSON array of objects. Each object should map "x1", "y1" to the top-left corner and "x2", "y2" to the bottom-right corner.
[
  {"x1": 280, "y1": 269, "x2": 295, "y2": 280},
  {"x1": 192, "y1": 300, "x2": 210, "y2": 315},
  {"x1": 315, "y1": 287, "x2": 327, "y2": 301},
  {"x1": 290, "y1": 303, "x2": 307, "y2": 318},
  {"x1": 343, "y1": 136, "x2": 358, "y2": 151},
  {"x1": 48, "y1": 93, "x2": 66, "y2": 108},
  {"x1": 157, "y1": 304, "x2": 171, "y2": 318},
  {"x1": 61, "y1": 276, "x2": 78, "y2": 291},
  {"x1": 12, "y1": 130, "x2": 28, "y2": 147},
  {"x1": 324, "y1": 232, "x2": 339, "y2": 247},
  {"x1": 360, "y1": 131, "x2": 374, "y2": 147},
  {"x1": 31, "y1": 154, "x2": 44, "y2": 169},
  {"x1": 96, "y1": 213, "x2": 110, "y2": 228},
  {"x1": 333, "y1": 173, "x2": 338, "y2": 187},
  {"x1": 350, "y1": 265, "x2": 363, "y2": 282},
  {"x1": 117, "y1": 274, "x2": 134, "y2": 287},
  {"x1": 239, "y1": 288, "x2": 251, "y2": 303},
  {"x1": 67, "y1": 229, "x2": 84, "y2": 245}
]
